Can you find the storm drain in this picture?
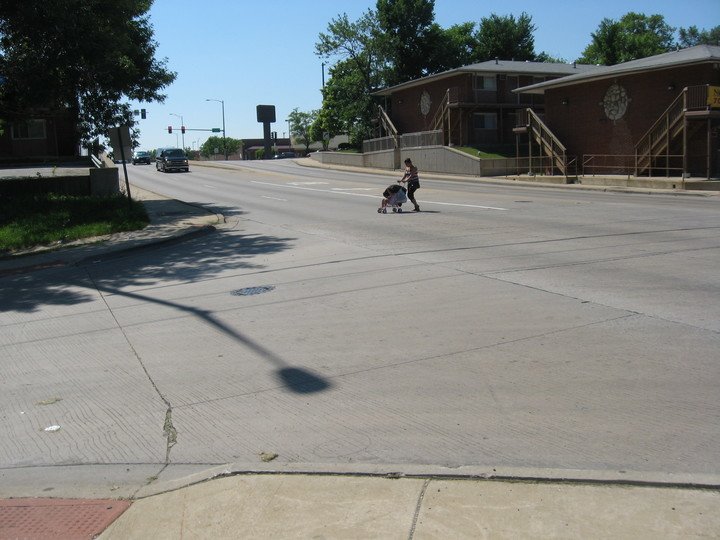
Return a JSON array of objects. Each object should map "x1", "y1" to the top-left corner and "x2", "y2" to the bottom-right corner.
[{"x1": 231, "y1": 285, "x2": 275, "y2": 296}]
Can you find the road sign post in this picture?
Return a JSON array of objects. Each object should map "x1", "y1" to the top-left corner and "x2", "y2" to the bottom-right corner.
[
  {"x1": 108, "y1": 126, "x2": 132, "y2": 203},
  {"x1": 257, "y1": 105, "x2": 276, "y2": 160}
]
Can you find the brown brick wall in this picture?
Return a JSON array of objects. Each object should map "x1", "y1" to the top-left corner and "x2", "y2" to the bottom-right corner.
[
  {"x1": 387, "y1": 73, "x2": 547, "y2": 147},
  {"x1": 544, "y1": 64, "x2": 720, "y2": 175},
  {"x1": 388, "y1": 75, "x2": 470, "y2": 134}
]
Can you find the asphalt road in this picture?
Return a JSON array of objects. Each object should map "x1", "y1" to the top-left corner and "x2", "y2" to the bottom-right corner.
[{"x1": 2, "y1": 160, "x2": 719, "y2": 498}]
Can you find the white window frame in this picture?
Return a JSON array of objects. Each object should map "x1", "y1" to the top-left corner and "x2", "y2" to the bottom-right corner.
[{"x1": 11, "y1": 119, "x2": 47, "y2": 140}]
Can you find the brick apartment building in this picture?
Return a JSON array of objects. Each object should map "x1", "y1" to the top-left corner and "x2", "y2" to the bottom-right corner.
[
  {"x1": 373, "y1": 59, "x2": 601, "y2": 149},
  {"x1": 514, "y1": 45, "x2": 720, "y2": 178}
]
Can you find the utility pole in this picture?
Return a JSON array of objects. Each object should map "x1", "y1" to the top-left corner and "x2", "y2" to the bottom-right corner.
[{"x1": 206, "y1": 99, "x2": 226, "y2": 159}]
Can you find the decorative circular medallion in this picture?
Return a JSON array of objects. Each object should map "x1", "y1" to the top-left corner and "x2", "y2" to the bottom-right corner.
[
  {"x1": 420, "y1": 91, "x2": 432, "y2": 116},
  {"x1": 602, "y1": 83, "x2": 630, "y2": 120}
]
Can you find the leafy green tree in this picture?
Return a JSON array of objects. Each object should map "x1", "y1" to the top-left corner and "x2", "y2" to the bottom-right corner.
[
  {"x1": 0, "y1": 0, "x2": 176, "y2": 144},
  {"x1": 315, "y1": 10, "x2": 386, "y2": 93},
  {"x1": 321, "y1": 59, "x2": 377, "y2": 147},
  {"x1": 309, "y1": 108, "x2": 340, "y2": 151},
  {"x1": 579, "y1": 12, "x2": 675, "y2": 65},
  {"x1": 199, "y1": 136, "x2": 242, "y2": 158},
  {"x1": 678, "y1": 25, "x2": 720, "y2": 48},
  {"x1": 316, "y1": 10, "x2": 386, "y2": 148},
  {"x1": 473, "y1": 13, "x2": 536, "y2": 62},
  {"x1": 288, "y1": 108, "x2": 318, "y2": 153},
  {"x1": 534, "y1": 51, "x2": 567, "y2": 63},
  {"x1": 376, "y1": 0, "x2": 439, "y2": 84},
  {"x1": 429, "y1": 22, "x2": 477, "y2": 71}
]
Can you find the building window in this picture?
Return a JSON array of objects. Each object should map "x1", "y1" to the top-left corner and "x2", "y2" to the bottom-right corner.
[
  {"x1": 473, "y1": 75, "x2": 497, "y2": 91},
  {"x1": 473, "y1": 112, "x2": 497, "y2": 130},
  {"x1": 12, "y1": 119, "x2": 46, "y2": 140}
]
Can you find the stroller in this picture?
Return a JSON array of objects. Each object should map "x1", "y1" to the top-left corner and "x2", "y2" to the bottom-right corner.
[{"x1": 377, "y1": 183, "x2": 407, "y2": 214}]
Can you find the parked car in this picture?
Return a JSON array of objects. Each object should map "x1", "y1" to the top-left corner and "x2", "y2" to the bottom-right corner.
[
  {"x1": 156, "y1": 148, "x2": 189, "y2": 172},
  {"x1": 132, "y1": 151, "x2": 152, "y2": 165},
  {"x1": 273, "y1": 151, "x2": 296, "y2": 159}
]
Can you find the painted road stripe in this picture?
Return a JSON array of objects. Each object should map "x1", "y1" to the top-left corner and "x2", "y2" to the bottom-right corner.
[{"x1": 251, "y1": 180, "x2": 507, "y2": 211}]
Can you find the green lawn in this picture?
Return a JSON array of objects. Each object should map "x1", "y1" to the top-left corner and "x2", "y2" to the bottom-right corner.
[{"x1": 0, "y1": 194, "x2": 149, "y2": 253}]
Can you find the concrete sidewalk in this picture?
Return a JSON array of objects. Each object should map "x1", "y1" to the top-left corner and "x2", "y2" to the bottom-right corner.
[
  {"x1": 99, "y1": 474, "x2": 719, "y2": 539},
  {"x1": 2, "y1": 473, "x2": 717, "y2": 539},
  {"x1": 2, "y1": 178, "x2": 718, "y2": 539}
]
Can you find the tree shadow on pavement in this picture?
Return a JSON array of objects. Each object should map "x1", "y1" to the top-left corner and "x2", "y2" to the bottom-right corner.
[
  {"x1": 0, "y1": 223, "x2": 289, "y2": 314},
  {"x1": 0, "y1": 223, "x2": 332, "y2": 394}
]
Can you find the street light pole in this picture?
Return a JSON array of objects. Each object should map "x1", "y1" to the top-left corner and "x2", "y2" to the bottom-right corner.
[
  {"x1": 170, "y1": 113, "x2": 184, "y2": 149},
  {"x1": 206, "y1": 98, "x2": 226, "y2": 160}
]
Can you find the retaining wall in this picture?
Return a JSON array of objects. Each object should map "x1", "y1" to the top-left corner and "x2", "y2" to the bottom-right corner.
[{"x1": 0, "y1": 168, "x2": 120, "y2": 197}]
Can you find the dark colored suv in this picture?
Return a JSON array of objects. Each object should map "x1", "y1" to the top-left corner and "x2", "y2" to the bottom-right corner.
[
  {"x1": 132, "y1": 151, "x2": 152, "y2": 165},
  {"x1": 156, "y1": 148, "x2": 189, "y2": 172}
]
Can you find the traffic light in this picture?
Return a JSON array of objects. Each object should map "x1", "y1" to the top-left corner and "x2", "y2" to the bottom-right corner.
[
  {"x1": 181, "y1": 126, "x2": 186, "y2": 134},
  {"x1": 168, "y1": 126, "x2": 172, "y2": 134},
  {"x1": 141, "y1": 109, "x2": 146, "y2": 119}
]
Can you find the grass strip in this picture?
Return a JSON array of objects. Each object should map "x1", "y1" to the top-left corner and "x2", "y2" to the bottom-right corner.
[{"x1": 0, "y1": 194, "x2": 149, "y2": 253}]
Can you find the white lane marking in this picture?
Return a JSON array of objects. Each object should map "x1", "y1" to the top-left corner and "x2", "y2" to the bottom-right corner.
[
  {"x1": 288, "y1": 181, "x2": 329, "y2": 186},
  {"x1": 203, "y1": 184, "x2": 216, "y2": 188},
  {"x1": 262, "y1": 196, "x2": 288, "y2": 201},
  {"x1": 428, "y1": 201, "x2": 508, "y2": 211},
  {"x1": 331, "y1": 187, "x2": 376, "y2": 191},
  {"x1": 250, "y1": 180, "x2": 507, "y2": 210}
]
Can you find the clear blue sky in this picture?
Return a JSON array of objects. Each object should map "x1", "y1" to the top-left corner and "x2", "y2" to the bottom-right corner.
[{"x1": 133, "y1": 0, "x2": 720, "y2": 151}]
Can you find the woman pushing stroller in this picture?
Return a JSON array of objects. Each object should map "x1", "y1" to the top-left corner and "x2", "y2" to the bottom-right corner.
[
  {"x1": 399, "y1": 158, "x2": 420, "y2": 212},
  {"x1": 377, "y1": 158, "x2": 421, "y2": 214}
]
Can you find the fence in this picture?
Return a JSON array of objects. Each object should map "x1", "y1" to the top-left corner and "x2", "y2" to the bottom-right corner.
[
  {"x1": 363, "y1": 136, "x2": 396, "y2": 153},
  {"x1": 400, "y1": 130, "x2": 443, "y2": 148},
  {"x1": 582, "y1": 155, "x2": 636, "y2": 176},
  {"x1": 583, "y1": 154, "x2": 684, "y2": 177},
  {"x1": 480, "y1": 155, "x2": 567, "y2": 177}
]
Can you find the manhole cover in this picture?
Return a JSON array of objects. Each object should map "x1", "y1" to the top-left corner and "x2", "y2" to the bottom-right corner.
[{"x1": 231, "y1": 285, "x2": 275, "y2": 296}]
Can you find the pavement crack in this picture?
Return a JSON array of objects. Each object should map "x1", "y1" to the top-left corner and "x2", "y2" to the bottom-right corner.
[
  {"x1": 163, "y1": 408, "x2": 177, "y2": 462},
  {"x1": 408, "y1": 478, "x2": 431, "y2": 540},
  {"x1": 85, "y1": 270, "x2": 177, "y2": 465}
]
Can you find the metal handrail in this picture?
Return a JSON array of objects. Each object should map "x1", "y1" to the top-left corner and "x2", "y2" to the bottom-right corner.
[
  {"x1": 585, "y1": 153, "x2": 684, "y2": 176},
  {"x1": 90, "y1": 154, "x2": 104, "y2": 168},
  {"x1": 377, "y1": 105, "x2": 399, "y2": 147},
  {"x1": 635, "y1": 88, "x2": 686, "y2": 161},
  {"x1": 524, "y1": 108, "x2": 568, "y2": 176},
  {"x1": 431, "y1": 89, "x2": 450, "y2": 132},
  {"x1": 634, "y1": 85, "x2": 712, "y2": 177}
]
